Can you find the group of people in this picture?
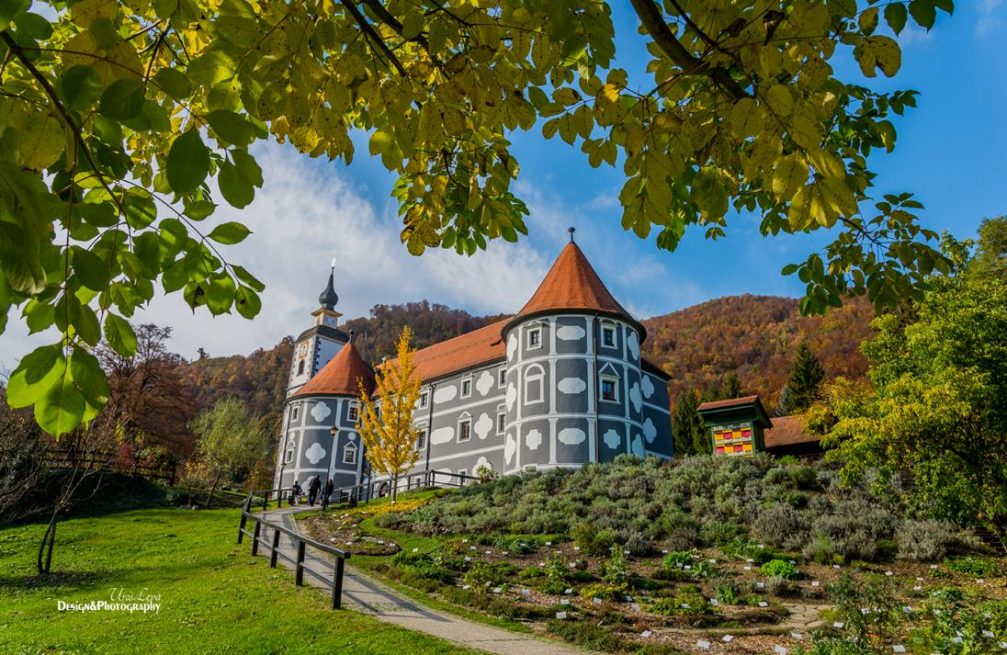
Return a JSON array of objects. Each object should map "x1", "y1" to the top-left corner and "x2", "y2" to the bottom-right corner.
[{"x1": 289, "y1": 476, "x2": 335, "y2": 509}]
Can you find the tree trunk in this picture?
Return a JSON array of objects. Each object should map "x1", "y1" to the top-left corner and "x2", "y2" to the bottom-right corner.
[
  {"x1": 205, "y1": 468, "x2": 222, "y2": 507},
  {"x1": 391, "y1": 473, "x2": 398, "y2": 504},
  {"x1": 36, "y1": 509, "x2": 58, "y2": 575}
]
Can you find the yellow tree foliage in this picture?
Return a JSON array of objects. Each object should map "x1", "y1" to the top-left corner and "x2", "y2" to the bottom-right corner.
[{"x1": 356, "y1": 326, "x2": 421, "y2": 502}]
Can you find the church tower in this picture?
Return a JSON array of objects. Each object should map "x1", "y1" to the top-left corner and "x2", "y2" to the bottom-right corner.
[{"x1": 286, "y1": 261, "x2": 350, "y2": 397}]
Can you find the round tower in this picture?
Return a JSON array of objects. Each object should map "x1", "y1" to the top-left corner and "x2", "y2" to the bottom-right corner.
[
  {"x1": 501, "y1": 229, "x2": 650, "y2": 475},
  {"x1": 286, "y1": 260, "x2": 350, "y2": 397}
]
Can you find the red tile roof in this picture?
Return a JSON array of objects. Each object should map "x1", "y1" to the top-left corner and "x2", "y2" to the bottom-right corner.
[
  {"x1": 381, "y1": 318, "x2": 509, "y2": 384},
  {"x1": 763, "y1": 415, "x2": 820, "y2": 449},
  {"x1": 517, "y1": 242, "x2": 634, "y2": 322},
  {"x1": 293, "y1": 343, "x2": 374, "y2": 398},
  {"x1": 697, "y1": 395, "x2": 761, "y2": 412}
]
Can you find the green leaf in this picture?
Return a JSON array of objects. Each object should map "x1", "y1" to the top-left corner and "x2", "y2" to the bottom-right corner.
[
  {"x1": 166, "y1": 130, "x2": 210, "y2": 195},
  {"x1": 35, "y1": 369, "x2": 85, "y2": 437},
  {"x1": 153, "y1": 67, "x2": 192, "y2": 99},
  {"x1": 59, "y1": 65, "x2": 102, "y2": 110},
  {"x1": 218, "y1": 159, "x2": 254, "y2": 208},
  {"x1": 0, "y1": 0, "x2": 29, "y2": 31},
  {"x1": 6, "y1": 344, "x2": 63, "y2": 407},
  {"x1": 234, "y1": 285, "x2": 261, "y2": 319},
  {"x1": 909, "y1": 0, "x2": 937, "y2": 29},
  {"x1": 124, "y1": 191, "x2": 157, "y2": 229},
  {"x1": 14, "y1": 11, "x2": 52, "y2": 39},
  {"x1": 205, "y1": 110, "x2": 256, "y2": 146},
  {"x1": 103, "y1": 313, "x2": 138, "y2": 356},
  {"x1": 232, "y1": 264, "x2": 264, "y2": 292},
  {"x1": 207, "y1": 221, "x2": 251, "y2": 244},
  {"x1": 401, "y1": 11, "x2": 424, "y2": 40},
  {"x1": 884, "y1": 3, "x2": 908, "y2": 34},
  {"x1": 204, "y1": 274, "x2": 236, "y2": 315},
  {"x1": 69, "y1": 346, "x2": 109, "y2": 407},
  {"x1": 99, "y1": 78, "x2": 146, "y2": 121},
  {"x1": 72, "y1": 247, "x2": 109, "y2": 291}
]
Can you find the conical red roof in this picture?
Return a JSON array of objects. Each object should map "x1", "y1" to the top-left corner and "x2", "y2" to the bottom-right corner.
[
  {"x1": 517, "y1": 241, "x2": 632, "y2": 320},
  {"x1": 293, "y1": 343, "x2": 374, "y2": 398}
]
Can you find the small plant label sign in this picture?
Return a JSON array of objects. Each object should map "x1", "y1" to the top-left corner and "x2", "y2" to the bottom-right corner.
[
  {"x1": 696, "y1": 640, "x2": 710, "y2": 650},
  {"x1": 641, "y1": 630, "x2": 652, "y2": 638},
  {"x1": 893, "y1": 646, "x2": 906, "y2": 653},
  {"x1": 774, "y1": 646, "x2": 787, "y2": 655},
  {"x1": 722, "y1": 635, "x2": 734, "y2": 642},
  {"x1": 555, "y1": 611, "x2": 567, "y2": 620}
]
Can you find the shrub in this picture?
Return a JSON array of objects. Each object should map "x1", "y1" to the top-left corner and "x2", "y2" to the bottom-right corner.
[
  {"x1": 579, "y1": 583, "x2": 627, "y2": 602},
  {"x1": 711, "y1": 578, "x2": 739, "y2": 605},
  {"x1": 461, "y1": 561, "x2": 499, "y2": 591},
  {"x1": 572, "y1": 522, "x2": 618, "y2": 556},
  {"x1": 518, "y1": 566, "x2": 543, "y2": 580},
  {"x1": 494, "y1": 536, "x2": 538, "y2": 555},
  {"x1": 649, "y1": 586, "x2": 719, "y2": 625},
  {"x1": 945, "y1": 556, "x2": 999, "y2": 578},
  {"x1": 602, "y1": 545, "x2": 629, "y2": 586},
  {"x1": 722, "y1": 537, "x2": 782, "y2": 564},
  {"x1": 753, "y1": 505, "x2": 810, "y2": 550},
  {"x1": 896, "y1": 520, "x2": 983, "y2": 562},
  {"x1": 390, "y1": 550, "x2": 459, "y2": 584},
  {"x1": 547, "y1": 618, "x2": 625, "y2": 652},
  {"x1": 760, "y1": 559, "x2": 799, "y2": 580}
]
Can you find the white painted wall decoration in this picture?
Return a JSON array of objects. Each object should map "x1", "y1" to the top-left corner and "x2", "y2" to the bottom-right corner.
[
  {"x1": 556, "y1": 325, "x2": 586, "y2": 341},
  {"x1": 507, "y1": 334, "x2": 518, "y2": 360},
  {"x1": 431, "y1": 426, "x2": 455, "y2": 445},
  {"x1": 630, "y1": 434, "x2": 645, "y2": 458},
  {"x1": 505, "y1": 434, "x2": 517, "y2": 464},
  {"x1": 557, "y1": 377, "x2": 587, "y2": 394},
  {"x1": 347, "y1": 432, "x2": 357, "y2": 441},
  {"x1": 310, "y1": 402, "x2": 331, "y2": 423},
  {"x1": 627, "y1": 331, "x2": 640, "y2": 359},
  {"x1": 475, "y1": 456, "x2": 492, "y2": 472},
  {"x1": 476, "y1": 371, "x2": 495, "y2": 396},
  {"x1": 643, "y1": 417, "x2": 657, "y2": 443},
  {"x1": 433, "y1": 386, "x2": 458, "y2": 404},
  {"x1": 641, "y1": 375, "x2": 655, "y2": 399},
  {"x1": 629, "y1": 382, "x2": 643, "y2": 413},
  {"x1": 305, "y1": 442, "x2": 327, "y2": 465},
  {"x1": 526, "y1": 429, "x2": 543, "y2": 450},
  {"x1": 505, "y1": 383, "x2": 517, "y2": 411},
  {"x1": 603, "y1": 429, "x2": 621, "y2": 450},
  {"x1": 474, "y1": 413, "x2": 494, "y2": 439},
  {"x1": 558, "y1": 428, "x2": 586, "y2": 445}
]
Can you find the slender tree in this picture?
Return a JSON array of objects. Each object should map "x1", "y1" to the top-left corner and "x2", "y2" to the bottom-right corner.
[
  {"x1": 357, "y1": 326, "x2": 422, "y2": 503},
  {"x1": 191, "y1": 398, "x2": 269, "y2": 506},
  {"x1": 779, "y1": 342, "x2": 826, "y2": 414},
  {"x1": 672, "y1": 389, "x2": 708, "y2": 456}
]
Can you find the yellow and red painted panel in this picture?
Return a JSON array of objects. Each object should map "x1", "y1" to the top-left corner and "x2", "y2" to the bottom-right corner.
[{"x1": 711, "y1": 423, "x2": 755, "y2": 456}]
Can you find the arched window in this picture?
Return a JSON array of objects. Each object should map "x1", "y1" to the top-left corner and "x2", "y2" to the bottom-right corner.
[
  {"x1": 524, "y1": 363, "x2": 545, "y2": 405},
  {"x1": 297, "y1": 359, "x2": 305, "y2": 375}
]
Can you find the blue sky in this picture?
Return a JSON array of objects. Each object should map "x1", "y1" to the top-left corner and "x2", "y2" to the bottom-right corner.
[{"x1": 2, "y1": 3, "x2": 1004, "y2": 367}]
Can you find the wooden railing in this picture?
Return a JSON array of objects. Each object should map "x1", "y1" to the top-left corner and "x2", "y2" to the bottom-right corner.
[
  {"x1": 238, "y1": 488, "x2": 350, "y2": 609},
  {"x1": 44, "y1": 448, "x2": 176, "y2": 484}
]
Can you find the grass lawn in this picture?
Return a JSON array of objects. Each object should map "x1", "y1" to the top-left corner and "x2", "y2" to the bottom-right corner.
[{"x1": 0, "y1": 507, "x2": 479, "y2": 655}]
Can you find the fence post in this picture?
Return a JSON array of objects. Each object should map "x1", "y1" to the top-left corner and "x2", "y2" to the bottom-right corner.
[
  {"x1": 262, "y1": 491, "x2": 268, "y2": 512},
  {"x1": 270, "y1": 527, "x2": 281, "y2": 567},
  {"x1": 237, "y1": 512, "x2": 247, "y2": 544},
  {"x1": 295, "y1": 540, "x2": 306, "y2": 586},
  {"x1": 332, "y1": 556, "x2": 345, "y2": 609},
  {"x1": 251, "y1": 520, "x2": 261, "y2": 556}
]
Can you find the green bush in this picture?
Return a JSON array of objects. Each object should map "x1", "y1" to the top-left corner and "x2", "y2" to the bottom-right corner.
[
  {"x1": 760, "y1": 558, "x2": 799, "y2": 580},
  {"x1": 601, "y1": 545, "x2": 629, "y2": 586},
  {"x1": 896, "y1": 519, "x2": 982, "y2": 562},
  {"x1": 572, "y1": 522, "x2": 618, "y2": 556},
  {"x1": 945, "y1": 556, "x2": 999, "y2": 577},
  {"x1": 649, "y1": 586, "x2": 719, "y2": 624}
]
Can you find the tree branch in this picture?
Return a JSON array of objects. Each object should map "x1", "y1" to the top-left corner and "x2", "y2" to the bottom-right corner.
[
  {"x1": 628, "y1": 0, "x2": 748, "y2": 102},
  {"x1": 339, "y1": 0, "x2": 407, "y2": 76}
]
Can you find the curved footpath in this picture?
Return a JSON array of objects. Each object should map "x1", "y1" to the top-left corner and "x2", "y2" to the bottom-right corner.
[{"x1": 255, "y1": 506, "x2": 589, "y2": 655}]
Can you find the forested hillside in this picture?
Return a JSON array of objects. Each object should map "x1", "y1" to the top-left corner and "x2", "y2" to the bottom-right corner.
[
  {"x1": 642, "y1": 294, "x2": 873, "y2": 408},
  {"x1": 178, "y1": 296, "x2": 872, "y2": 430}
]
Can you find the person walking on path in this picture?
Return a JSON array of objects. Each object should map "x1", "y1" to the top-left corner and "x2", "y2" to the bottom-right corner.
[
  {"x1": 321, "y1": 478, "x2": 334, "y2": 510},
  {"x1": 307, "y1": 476, "x2": 321, "y2": 506},
  {"x1": 290, "y1": 480, "x2": 302, "y2": 506}
]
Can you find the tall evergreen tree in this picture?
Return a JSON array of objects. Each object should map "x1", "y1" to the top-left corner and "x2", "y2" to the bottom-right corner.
[
  {"x1": 673, "y1": 389, "x2": 708, "y2": 456},
  {"x1": 779, "y1": 342, "x2": 826, "y2": 414},
  {"x1": 723, "y1": 373, "x2": 743, "y2": 399}
]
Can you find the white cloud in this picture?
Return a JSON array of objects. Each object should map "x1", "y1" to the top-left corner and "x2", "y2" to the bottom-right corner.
[
  {"x1": 976, "y1": 0, "x2": 1003, "y2": 37},
  {"x1": 1, "y1": 142, "x2": 550, "y2": 367}
]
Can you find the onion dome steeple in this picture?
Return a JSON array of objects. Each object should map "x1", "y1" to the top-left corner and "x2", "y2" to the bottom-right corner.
[{"x1": 319, "y1": 258, "x2": 339, "y2": 310}]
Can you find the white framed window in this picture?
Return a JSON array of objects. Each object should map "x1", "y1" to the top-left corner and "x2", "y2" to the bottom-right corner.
[
  {"x1": 418, "y1": 391, "x2": 429, "y2": 409},
  {"x1": 527, "y1": 326, "x2": 542, "y2": 350},
  {"x1": 416, "y1": 428, "x2": 427, "y2": 450},
  {"x1": 458, "y1": 415, "x2": 472, "y2": 442},
  {"x1": 524, "y1": 363, "x2": 545, "y2": 404},
  {"x1": 498, "y1": 367, "x2": 507, "y2": 388},
  {"x1": 291, "y1": 405, "x2": 300, "y2": 421},
  {"x1": 284, "y1": 448, "x2": 294, "y2": 464},
  {"x1": 496, "y1": 409, "x2": 506, "y2": 435},
  {"x1": 600, "y1": 375, "x2": 619, "y2": 402},
  {"x1": 460, "y1": 377, "x2": 472, "y2": 398},
  {"x1": 343, "y1": 443, "x2": 358, "y2": 465},
  {"x1": 601, "y1": 323, "x2": 616, "y2": 348},
  {"x1": 347, "y1": 401, "x2": 359, "y2": 423}
]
